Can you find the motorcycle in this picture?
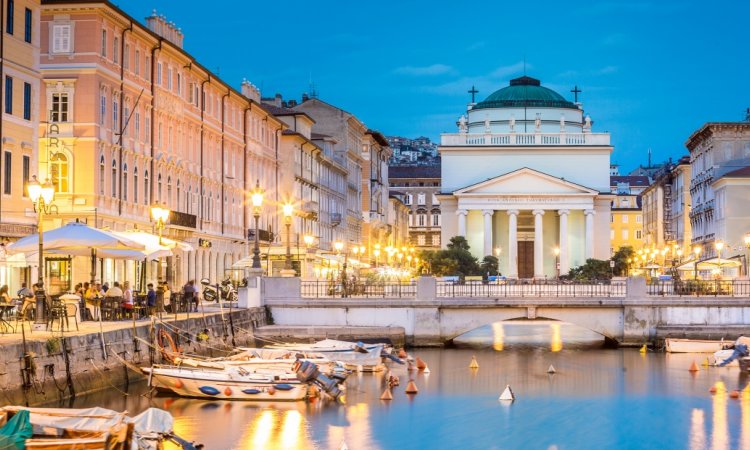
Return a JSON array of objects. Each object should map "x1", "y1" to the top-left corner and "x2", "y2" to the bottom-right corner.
[{"x1": 200, "y1": 278, "x2": 238, "y2": 303}]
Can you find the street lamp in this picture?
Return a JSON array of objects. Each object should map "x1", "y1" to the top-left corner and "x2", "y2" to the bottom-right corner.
[
  {"x1": 150, "y1": 203, "x2": 170, "y2": 245},
  {"x1": 744, "y1": 233, "x2": 750, "y2": 276},
  {"x1": 28, "y1": 176, "x2": 55, "y2": 323},
  {"x1": 303, "y1": 234, "x2": 314, "y2": 248},
  {"x1": 281, "y1": 203, "x2": 295, "y2": 276},
  {"x1": 693, "y1": 246, "x2": 702, "y2": 280},
  {"x1": 715, "y1": 241, "x2": 724, "y2": 280},
  {"x1": 373, "y1": 245, "x2": 381, "y2": 267},
  {"x1": 250, "y1": 180, "x2": 264, "y2": 270},
  {"x1": 553, "y1": 246, "x2": 560, "y2": 279}
]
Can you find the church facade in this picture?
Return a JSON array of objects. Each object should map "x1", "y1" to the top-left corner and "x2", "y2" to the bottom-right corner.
[{"x1": 438, "y1": 76, "x2": 613, "y2": 279}]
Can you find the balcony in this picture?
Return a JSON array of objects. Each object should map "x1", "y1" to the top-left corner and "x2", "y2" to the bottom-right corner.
[
  {"x1": 169, "y1": 211, "x2": 197, "y2": 229},
  {"x1": 247, "y1": 228, "x2": 274, "y2": 243},
  {"x1": 302, "y1": 201, "x2": 319, "y2": 220},
  {"x1": 440, "y1": 132, "x2": 611, "y2": 146}
]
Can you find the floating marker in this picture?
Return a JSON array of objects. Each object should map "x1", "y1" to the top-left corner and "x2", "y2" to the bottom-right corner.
[
  {"x1": 498, "y1": 385, "x2": 515, "y2": 401},
  {"x1": 242, "y1": 388, "x2": 261, "y2": 395},
  {"x1": 730, "y1": 390, "x2": 741, "y2": 399},
  {"x1": 174, "y1": 379, "x2": 184, "y2": 389},
  {"x1": 702, "y1": 358, "x2": 710, "y2": 367},
  {"x1": 423, "y1": 366, "x2": 431, "y2": 374},
  {"x1": 380, "y1": 386, "x2": 393, "y2": 400},
  {"x1": 275, "y1": 384, "x2": 294, "y2": 391},
  {"x1": 398, "y1": 348, "x2": 408, "y2": 359},
  {"x1": 339, "y1": 441, "x2": 349, "y2": 450},
  {"x1": 224, "y1": 387, "x2": 232, "y2": 396},
  {"x1": 547, "y1": 365, "x2": 556, "y2": 374},
  {"x1": 689, "y1": 361, "x2": 700, "y2": 372},
  {"x1": 268, "y1": 387, "x2": 276, "y2": 395},
  {"x1": 469, "y1": 356, "x2": 479, "y2": 369},
  {"x1": 639, "y1": 344, "x2": 647, "y2": 354},
  {"x1": 709, "y1": 386, "x2": 717, "y2": 394},
  {"x1": 405, "y1": 379, "x2": 419, "y2": 394},
  {"x1": 416, "y1": 357, "x2": 427, "y2": 371},
  {"x1": 199, "y1": 386, "x2": 220, "y2": 396}
]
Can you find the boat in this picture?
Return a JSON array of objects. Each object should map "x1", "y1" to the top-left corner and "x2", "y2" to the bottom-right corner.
[
  {"x1": 144, "y1": 360, "x2": 346, "y2": 403},
  {"x1": 712, "y1": 349, "x2": 738, "y2": 366},
  {"x1": 665, "y1": 338, "x2": 731, "y2": 353},
  {"x1": 261, "y1": 339, "x2": 394, "y2": 371},
  {"x1": 0, "y1": 406, "x2": 199, "y2": 450},
  {"x1": 712, "y1": 337, "x2": 750, "y2": 367}
]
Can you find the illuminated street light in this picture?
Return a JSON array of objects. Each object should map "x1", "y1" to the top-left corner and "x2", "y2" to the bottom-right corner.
[{"x1": 250, "y1": 180, "x2": 264, "y2": 269}]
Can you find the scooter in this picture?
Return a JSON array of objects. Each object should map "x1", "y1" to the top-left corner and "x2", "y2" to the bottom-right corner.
[{"x1": 200, "y1": 278, "x2": 238, "y2": 303}]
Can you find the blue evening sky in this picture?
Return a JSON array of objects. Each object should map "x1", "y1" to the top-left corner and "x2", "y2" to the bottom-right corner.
[{"x1": 118, "y1": 1, "x2": 749, "y2": 172}]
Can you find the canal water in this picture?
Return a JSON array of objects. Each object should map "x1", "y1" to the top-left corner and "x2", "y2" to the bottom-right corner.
[{"x1": 69, "y1": 322, "x2": 750, "y2": 449}]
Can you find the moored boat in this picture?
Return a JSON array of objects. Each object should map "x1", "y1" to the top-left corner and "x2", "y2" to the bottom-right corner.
[
  {"x1": 261, "y1": 339, "x2": 392, "y2": 371},
  {"x1": 665, "y1": 338, "x2": 730, "y2": 353}
]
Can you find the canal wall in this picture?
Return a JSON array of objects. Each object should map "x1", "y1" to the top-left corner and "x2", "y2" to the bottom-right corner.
[{"x1": 0, "y1": 307, "x2": 269, "y2": 406}]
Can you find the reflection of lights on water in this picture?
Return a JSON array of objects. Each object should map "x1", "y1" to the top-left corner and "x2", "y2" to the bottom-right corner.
[
  {"x1": 712, "y1": 381, "x2": 728, "y2": 450},
  {"x1": 251, "y1": 410, "x2": 276, "y2": 449},
  {"x1": 689, "y1": 408, "x2": 705, "y2": 450},
  {"x1": 327, "y1": 403, "x2": 378, "y2": 450},
  {"x1": 492, "y1": 322, "x2": 504, "y2": 351},
  {"x1": 280, "y1": 410, "x2": 302, "y2": 449},
  {"x1": 742, "y1": 386, "x2": 750, "y2": 449},
  {"x1": 550, "y1": 323, "x2": 563, "y2": 352}
]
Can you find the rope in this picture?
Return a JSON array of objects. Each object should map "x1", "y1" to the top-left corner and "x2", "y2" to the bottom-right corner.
[
  {"x1": 156, "y1": 318, "x2": 236, "y2": 354},
  {"x1": 88, "y1": 358, "x2": 129, "y2": 396}
]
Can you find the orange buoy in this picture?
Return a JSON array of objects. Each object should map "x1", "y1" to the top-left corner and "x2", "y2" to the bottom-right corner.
[
  {"x1": 268, "y1": 387, "x2": 276, "y2": 395},
  {"x1": 398, "y1": 348, "x2": 407, "y2": 359},
  {"x1": 174, "y1": 379, "x2": 184, "y2": 389},
  {"x1": 709, "y1": 386, "x2": 717, "y2": 394},
  {"x1": 730, "y1": 390, "x2": 741, "y2": 399},
  {"x1": 469, "y1": 356, "x2": 479, "y2": 369},
  {"x1": 380, "y1": 386, "x2": 393, "y2": 400},
  {"x1": 405, "y1": 379, "x2": 419, "y2": 394},
  {"x1": 224, "y1": 387, "x2": 232, "y2": 396},
  {"x1": 416, "y1": 357, "x2": 427, "y2": 371},
  {"x1": 689, "y1": 361, "x2": 699, "y2": 372}
]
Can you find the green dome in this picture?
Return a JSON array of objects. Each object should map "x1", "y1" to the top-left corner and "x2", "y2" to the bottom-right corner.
[{"x1": 473, "y1": 76, "x2": 576, "y2": 110}]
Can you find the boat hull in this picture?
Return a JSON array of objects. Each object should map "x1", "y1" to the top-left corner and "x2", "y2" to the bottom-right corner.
[{"x1": 665, "y1": 338, "x2": 728, "y2": 353}]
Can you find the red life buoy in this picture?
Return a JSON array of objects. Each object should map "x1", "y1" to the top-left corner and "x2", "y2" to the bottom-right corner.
[{"x1": 157, "y1": 329, "x2": 181, "y2": 363}]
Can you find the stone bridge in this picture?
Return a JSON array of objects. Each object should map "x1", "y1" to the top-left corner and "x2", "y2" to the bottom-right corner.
[{"x1": 259, "y1": 277, "x2": 750, "y2": 346}]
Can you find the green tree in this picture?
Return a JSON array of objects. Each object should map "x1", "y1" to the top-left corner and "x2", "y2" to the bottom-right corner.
[
  {"x1": 419, "y1": 236, "x2": 480, "y2": 278},
  {"x1": 611, "y1": 246, "x2": 636, "y2": 276},
  {"x1": 480, "y1": 255, "x2": 499, "y2": 279},
  {"x1": 567, "y1": 259, "x2": 613, "y2": 281}
]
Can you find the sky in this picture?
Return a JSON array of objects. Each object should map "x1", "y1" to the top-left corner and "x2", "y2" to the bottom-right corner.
[{"x1": 117, "y1": 1, "x2": 750, "y2": 173}]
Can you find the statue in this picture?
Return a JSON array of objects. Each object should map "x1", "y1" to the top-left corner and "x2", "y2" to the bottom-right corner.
[
  {"x1": 560, "y1": 114, "x2": 565, "y2": 132},
  {"x1": 484, "y1": 116, "x2": 491, "y2": 133},
  {"x1": 583, "y1": 115, "x2": 592, "y2": 132},
  {"x1": 509, "y1": 115, "x2": 516, "y2": 132},
  {"x1": 458, "y1": 115, "x2": 468, "y2": 133},
  {"x1": 534, "y1": 113, "x2": 541, "y2": 132}
]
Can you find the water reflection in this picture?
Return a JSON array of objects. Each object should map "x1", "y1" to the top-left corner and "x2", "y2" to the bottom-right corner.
[
  {"x1": 690, "y1": 408, "x2": 706, "y2": 450},
  {"x1": 712, "y1": 382, "x2": 728, "y2": 450},
  {"x1": 455, "y1": 320, "x2": 605, "y2": 350}
]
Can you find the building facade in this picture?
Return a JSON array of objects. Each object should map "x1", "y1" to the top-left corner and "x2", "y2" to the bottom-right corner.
[
  {"x1": 609, "y1": 176, "x2": 648, "y2": 254},
  {"x1": 38, "y1": 3, "x2": 285, "y2": 291},
  {"x1": 0, "y1": 0, "x2": 41, "y2": 292},
  {"x1": 388, "y1": 165, "x2": 441, "y2": 250},
  {"x1": 439, "y1": 76, "x2": 613, "y2": 278}
]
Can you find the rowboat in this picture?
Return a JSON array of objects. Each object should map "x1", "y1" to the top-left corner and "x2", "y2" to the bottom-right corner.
[
  {"x1": 665, "y1": 338, "x2": 730, "y2": 353},
  {"x1": 261, "y1": 339, "x2": 392, "y2": 371}
]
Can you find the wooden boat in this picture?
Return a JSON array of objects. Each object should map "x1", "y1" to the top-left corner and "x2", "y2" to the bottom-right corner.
[
  {"x1": 665, "y1": 338, "x2": 730, "y2": 353},
  {"x1": 261, "y1": 339, "x2": 390, "y2": 371}
]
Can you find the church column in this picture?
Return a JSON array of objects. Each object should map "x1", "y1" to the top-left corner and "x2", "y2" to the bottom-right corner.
[
  {"x1": 558, "y1": 209, "x2": 570, "y2": 275},
  {"x1": 482, "y1": 209, "x2": 493, "y2": 256},
  {"x1": 585, "y1": 209, "x2": 595, "y2": 259},
  {"x1": 533, "y1": 209, "x2": 545, "y2": 278},
  {"x1": 456, "y1": 209, "x2": 468, "y2": 237},
  {"x1": 507, "y1": 209, "x2": 519, "y2": 278}
]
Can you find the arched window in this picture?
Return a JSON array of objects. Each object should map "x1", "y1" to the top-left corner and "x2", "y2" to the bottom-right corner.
[
  {"x1": 50, "y1": 152, "x2": 70, "y2": 193},
  {"x1": 133, "y1": 167, "x2": 139, "y2": 204},
  {"x1": 167, "y1": 176, "x2": 172, "y2": 206},
  {"x1": 99, "y1": 155, "x2": 105, "y2": 195},
  {"x1": 143, "y1": 170, "x2": 150, "y2": 205},
  {"x1": 122, "y1": 163, "x2": 128, "y2": 201},
  {"x1": 176, "y1": 179, "x2": 181, "y2": 211},
  {"x1": 157, "y1": 173, "x2": 162, "y2": 202},
  {"x1": 111, "y1": 159, "x2": 117, "y2": 197}
]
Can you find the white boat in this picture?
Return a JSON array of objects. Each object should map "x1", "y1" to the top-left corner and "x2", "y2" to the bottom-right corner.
[
  {"x1": 712, "y1": 349, "x2": 739, "y2": 367},
  {"x1": 665, "y1": 338, "x2": 730, "y2": 353},
  {"x1": 262, "y1": 339, "x2": 390, "y2": 371}
]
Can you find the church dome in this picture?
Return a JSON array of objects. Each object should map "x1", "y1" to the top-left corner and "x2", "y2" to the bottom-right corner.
[{"x1": 473, "y1": 76, "x2": 576, "y2": 110}]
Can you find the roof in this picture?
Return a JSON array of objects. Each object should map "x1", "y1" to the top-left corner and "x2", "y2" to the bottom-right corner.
[
  {"x1": 721, "y1": 166, "x2": 750, "y2": 178},
  {"x1": 389, "y1": 165, "x2": 441, "y2": 179},
  {"x1": 259, "y1": 103, "x2": 315, "y2": 123},
  {"x1": 610, "y1": 176, "x2": 650, "y2": 187},
  {"x1": 473, "y1": 76, "x2": 577, "y2": 111},
  {"x1": 366, "y1": 129, "x2": 389, "y2": 147}
]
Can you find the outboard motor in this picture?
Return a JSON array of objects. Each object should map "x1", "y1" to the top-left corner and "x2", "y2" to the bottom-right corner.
[{"x1": 295, "y1": 360, "x2": 348, "y2": 403}]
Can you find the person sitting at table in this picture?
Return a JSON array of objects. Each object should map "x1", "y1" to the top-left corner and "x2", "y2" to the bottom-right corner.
[
  {"x1": 121, "y1": 281, "x2": 133, "y2": 312},
  {"x1": 146, "y1": 283, "x2": 156, "y2": 316},
  {"x1": 84, "y1": 283, "x2": 101, "y2": 320},
  {"x1": 17, "y1": 282, "x2": 35, "y2": 319},
  {"x1": 105, "y1": 281, "x2": 123, "y2": 298},
  {"x1": 0, "y1": 285, "x2": 11, "y2": 305},
  {"x1": 162, "y1": 282, "x2": 172, "y2": 313}
]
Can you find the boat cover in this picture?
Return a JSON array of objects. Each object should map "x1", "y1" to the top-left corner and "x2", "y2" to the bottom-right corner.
[
  {"x1": 0, "y1": 409, "x2": 32, "y2": 449},
  {"x1": 132, "y1": 408, "x2": 174, "y2": 436}
]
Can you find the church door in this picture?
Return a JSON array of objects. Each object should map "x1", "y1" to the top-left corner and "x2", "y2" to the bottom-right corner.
[{"x1": 518, "y1": 241, "x2": 534, "y2": 279}]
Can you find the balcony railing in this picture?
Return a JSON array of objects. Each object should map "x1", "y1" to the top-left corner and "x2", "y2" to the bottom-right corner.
[
  {"x1": 301, "y1": 281, "x2": 417, "y2": 298},
  {"x1": 648, "y1": 280, "x2": 750, "y2": 297},
  {"x1": 440, "y1": 132, "x2": 611, "y2": 146},
  {"x1": 436, "y1": 280, "x2": 626, "y2": 297},
  {"x1": 169, "y1": 211, "x2": 197, "y2": 229}
]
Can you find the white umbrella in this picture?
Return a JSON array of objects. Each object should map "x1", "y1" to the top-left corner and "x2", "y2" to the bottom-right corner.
[
  {"x1": 6, "y1": 222, "x2": 145, "y2": 254},
  {"x1": 110, "y1": 230, "x2": 193, "y2": 259}
]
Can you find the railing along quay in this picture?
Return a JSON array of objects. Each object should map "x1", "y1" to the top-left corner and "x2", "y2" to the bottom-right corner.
[
  {"x1": 648, "y1": 280, "x2": 750, "y2": 297},
  {"x1": 301, "y1": 281, "x2": 417, "y2": 298},
  {"x1": 436, "y1": 280, "x2": 626, "y2": 298}
]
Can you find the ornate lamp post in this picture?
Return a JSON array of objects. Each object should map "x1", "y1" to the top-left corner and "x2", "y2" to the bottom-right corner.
[
  {"x1": 150, "y1": 203, "x2": 171, "y2": 283},
  {"x1": 715, "y1": 241, "x2": 724, "y2": 280},
  {"x1": 744, "y1": 233, "x2": 750, "y2": 276},
  {"x1": 281, "y1": 203, "x2": 295, "y2": 276},
  {"x1": 553, "y1": 246, "x2": 560, "y2": 279},
  {"x1": 373, "y1": 245, "x2": 381, "y2": 268},
  {"x1": 28, "y1": 176, "x2": 55, "y2": 323},
  {"x1": 302, "y1": 234, "x2": 314, "y2": 279},
  {"x1": 250, "y1": 181, "x2": 264, "y2": 270},
  {"x1": 693, "y1": 246, "x2": 702, "y2": 281}
]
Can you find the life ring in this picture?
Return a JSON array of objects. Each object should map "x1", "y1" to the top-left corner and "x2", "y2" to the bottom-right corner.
[{"x1": 157, "y1": 329, "x2": 181, "y2": 362}]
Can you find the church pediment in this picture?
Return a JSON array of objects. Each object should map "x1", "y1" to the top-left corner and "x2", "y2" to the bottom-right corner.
[{"x1": 453, "y1": 167, "x2": 599, "y2": 196}]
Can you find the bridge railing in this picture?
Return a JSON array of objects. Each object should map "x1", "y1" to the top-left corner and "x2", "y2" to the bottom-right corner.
[
  {"x1": 436, "y1": 280, "x2": 627, "y2": 298},
  {"x1": 300, "y1": 281, "x2": 417, "y2": 298},
  {"x1": 648, "y1": 279, "x2": 750, "y2": 297}
]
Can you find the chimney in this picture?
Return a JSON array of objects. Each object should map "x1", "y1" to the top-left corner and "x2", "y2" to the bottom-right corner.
[
  {"x1": 287, "y1": 99, "x2": 297, "y2": 107},
  {"x1": 241, "y1": 79, "x2": 260, "y2": 102},
  {"x1": 301, "y1": 93, "x2": 309, "y2": 102},
  {"x1": 145, "y1": 10, "x2": 184, "y2": 48}
]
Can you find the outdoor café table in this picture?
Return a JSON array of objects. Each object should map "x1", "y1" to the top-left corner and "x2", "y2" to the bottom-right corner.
[
  {"x1": 59, "y1": 293, "x2": 82, "y2": 323},
  {"x1": 0, "y1": 302, "x2": 15, "y2": 333}
]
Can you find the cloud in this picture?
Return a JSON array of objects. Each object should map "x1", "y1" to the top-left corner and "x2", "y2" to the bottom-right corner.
[
  {"x1": 393, "y1": 64, "x2": 456, "y2": 76},
  {"x1": 595, "y1": 65, "x2": 618, "y2": 75},
  {"x1": 420, "y1": 61, "x2": 528, "y2": 97},
  {"x1": 491, "y1": 61, "x2": 529, "y2": 78},
  {"x1": 466, "y1": 41, "x2": 486, "y2": 51}
]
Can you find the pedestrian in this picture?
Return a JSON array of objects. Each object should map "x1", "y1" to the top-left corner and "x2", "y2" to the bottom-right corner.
[
  {"x1": 162, "y1": 282, "x2": 172, "y2": 313},
  {"x1": 183, "y1": 280, "x2": 197, "y2": 312},
  {"x1": 146, "y1": 283, "x2": 157, "y2": 316}
]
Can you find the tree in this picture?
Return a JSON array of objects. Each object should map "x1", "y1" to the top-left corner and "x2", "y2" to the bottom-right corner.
[
  {"x1": 419, "y1": 236, "x2": 480, "y2": 278},
  {"x1": 611, "y1": 246, "x2": 636, "y2": 276},
  {"x1": 567, "y1": 259, "x2": 613, "y2": 281},
  {"x1": 480, "y1": 255, "x2": 499, "y2": 279},
  {"x1": 447, "y1": 236, "x2": 471, "y2": 251}
]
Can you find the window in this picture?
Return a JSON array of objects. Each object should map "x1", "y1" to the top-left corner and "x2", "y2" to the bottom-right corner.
[
  {"x1": 432, "y1": 193, "x2": 440, "y2": 205},
  {"x1": 134, "y1": 111, "x2": 140, "y2": 138},
  {"x1": 417, "y1": 213, "x2": 426, "y2": 227},
  {"x1": 99, "y1": 93, "x2": 106, "y2": 125},
  {"x1": 113, "y1": 37, "x2": 119, "y2": 63},
  {"x1": 133, "y1": 167, "x2": 138, "y2": 204},
  {"x1": 432, "y1": 213, "x2": 440, "y2": 226},
  {"x1": 610, "y1": 229, "x2": 615, "y2": 240},
  {"x1": 3, "y1": 151, "x2": 11, "y2": 195},
  {"x1": 123, "y1": 43, "x2": 129, "y2": 69},
  {"x1": 23, "y1": 82, "x2": 30, "y2": 120},
  {"x1": 6, "y1": 0, "x2": 13, "y2": 35},
  {"x1": 122, "y1": 164, "x2": 128, "y2": 201},
  {"x1": 101, "y1": 29, "x2": 107, "y2": 57},
  {"x1": 22, "y1": 155, "x2": 29, "y2": 196},
  {"x1": 636, "y1": 215, "x2": 642, "y2": 223},
  {"x1": 432, "y1": 235, "x2": 440, "y2": 246},
  {"x1": 134, "y1": 50, "x2": 140, "y2": 75},
  {"x1": 50, "y1": 152, "x2": 69, "y2": 193},
  {"x1": 636, "y1": 230, "x2": 642, "y2": 239},
  {"x1": 621, "y1": 229, "x2": 629, "y2": 240},
  {"x1": 145, "y1": 56, "x2": 151, "y2": 81},
  {"x1": 417, "y1": 235, "x2": 425, "y2": 246},
  {"x1": 176, "y1": 73, "x2": 181, "y2": 95},
  {"x1": 145, "y1": 116, "x2": 150, "y2": 140},
  {"x1": 417, "y1": 193, "x2": 426, "y2": 205},
  {"x1": 111, "y1": 159, "x2": 117, "y2": 196},
  {"x1": 156, "y1": 62, "x2": 162, "y2": 85},
  {"x1": 166, "y1": 67, "x2": 172, "y2": 90},
  {"x1": 51, "y1": 24, "x2": 71, "y2": 53},
  {"x1": 51, "y1": 93, "x2": 68, "y2": 122},
  {"x1": 405, "y1": 194, "x2": 412, "y2": 205},
  {"x1": 176, "y1": 179, "x2": 181, "y2": 210},
  {"x1": 24, "y1": 8, "x2": 31, "y2": 43},
  {"x1": 112, "y1": 97, "x2": 118, "y2": 129},
  {"x1": 188, "y1": 82, "x2": 194, "y2": 103},
  {"x1": 167, "y1": 176, "x2": 172, "y2": 205},
  {"x1": 99, "y1": 156, "x2": 105, "y2": 195},
  {"x1": 610, "y1": 214, "x2": 614, "y2": 223},
  {"x1": 622, "y1": 215, "x2": 628, "y2": 224},
  {"x1": 143, "y1": 170, "x2": 150, "y2": 205},
  {"x1": 4, "y1": 76, "x2": 12, "y2": 114},
  {"x1": 123, "y1": 106, "x2": 129, "y2": 136},
  {"x1": 157, "y1": 173, "x2": 162, "y2": 202}
]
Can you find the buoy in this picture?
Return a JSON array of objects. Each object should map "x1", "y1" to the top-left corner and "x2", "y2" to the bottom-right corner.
[
  {"x1": 224, "y1": 387, "x2": 232, "y2": 396},
  {"x1": 339, "y1": 441, "x2": 349, "y2": 450},
  {"x1": 639, "y1": 344, "x2": 647, "y2": 354},
  {"x1": 689, "y1": 361, "x2": 700, "y2": 372},
  {"x1": 498, "y1": 385, "x2": 515, "y2": 401},
  {"x1": 730, "y1": 390, "x2": 740, "y2": 399},
  {"x1": 416, "y1": 357, "x2": 427, "y2": 371},
  {"x1": 547, "y1": 364, "x2": 556, "y2": 374},
  {"x1": 423, "y1": 366, "x2": 431, "y2": 374},
  {"x1": 398, "y1": 348, "x2": 407, "y2": 359},
  {"x1": 709, "y1": 386, "x2": 717, "y2": 394},
  {"x1": 268, "y1": 387, "x2": 276, "y2": 395},
  {"x1": 380, "y1": 386, "x2": 393, "y2": 400},
  {"x1": 702, "y1": 358, "x2": 710, "y2": 367},
  {"x1": 174, "y1": 379, "x2": 184, "y2": 389},
  {"x1": 469, "y1": 356, "x2": 479, "y2": 369},
  {"x1": 405, "y1": 379, "x2": 419, "y2": 394}
]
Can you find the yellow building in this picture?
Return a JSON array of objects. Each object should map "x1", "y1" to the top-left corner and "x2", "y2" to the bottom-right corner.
[
  {"x1": 609, "y1": 176, "x2": 647, "y2": 255},
  {"x1": 0, "y1": 0, "x2": 41, "y2": 291}
]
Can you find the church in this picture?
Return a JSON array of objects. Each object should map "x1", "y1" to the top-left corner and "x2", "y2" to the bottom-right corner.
[{"x1": 438, "y1": 76, "x2": 613, "y2": 279}]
